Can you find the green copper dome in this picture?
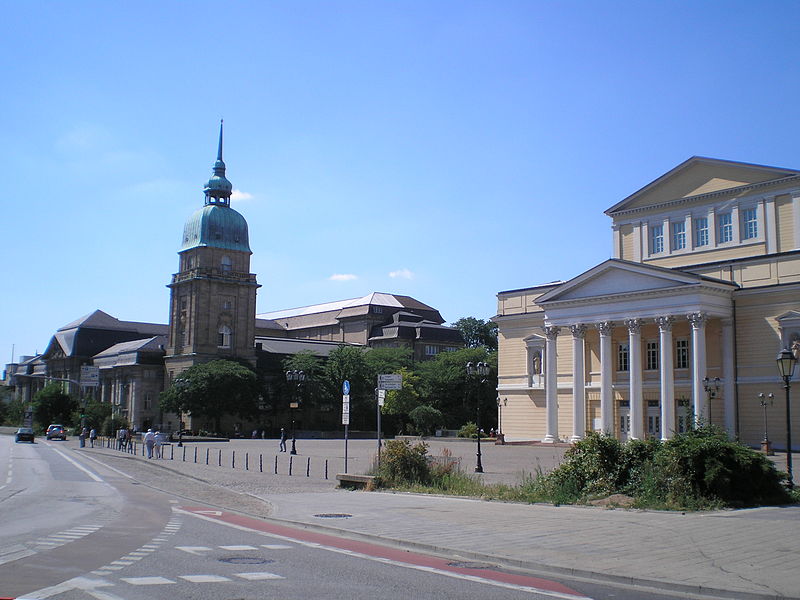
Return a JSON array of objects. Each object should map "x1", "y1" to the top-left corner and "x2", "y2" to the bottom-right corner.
[
  {"x1": 180, "y1": 204, "x2": 251, "y2": 253},
  {"x1": 180, "y1": 121, "x2": 251, "y2": 253}
]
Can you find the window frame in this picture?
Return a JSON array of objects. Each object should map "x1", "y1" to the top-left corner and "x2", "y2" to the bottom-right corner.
[
  {"x1": 671, "y1": 221, "x2": 686, "y2": 251},
  {"x1": 741, "y1": 207, "x2": 758, "y2": 240},
  {"x1": 617, "y1": 342, "x2": 630, "y2": 372},
  {"x1": 650, "y1": 224, "x2": 664, "y2": 254},
  {"x1": 694, "y1": 216, "x2": 709, "y2": 247},
  {"x1": 718, "y1": 212, "x2": 733, "y2": 243}
]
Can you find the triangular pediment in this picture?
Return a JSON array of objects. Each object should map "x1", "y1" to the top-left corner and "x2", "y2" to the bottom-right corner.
[
  {"x1": 606, "y1": 157, "x2": 800, "y2": 215},
  {"x1": 537, "y1": 259, "x2": 729, "y2": 304}
]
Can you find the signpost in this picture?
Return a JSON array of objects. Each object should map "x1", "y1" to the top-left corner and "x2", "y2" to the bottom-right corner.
[
  {"x1": 376, "y1": 374, "x2": 402, "y2": 465},
  {"x1": 80, "y1": 366, "x2": 100, "y2": 387},
  {"x1": 342, "y1": 381, "x2": 350, "y2": 473}
]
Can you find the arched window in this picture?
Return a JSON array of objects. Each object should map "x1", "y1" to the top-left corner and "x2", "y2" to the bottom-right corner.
[
  {"x1": 218, "y1": 325, "x2": 232, "y2": 348},
  {"x1": 221, "y1": 256, "x2": 232, "y2": 272}
]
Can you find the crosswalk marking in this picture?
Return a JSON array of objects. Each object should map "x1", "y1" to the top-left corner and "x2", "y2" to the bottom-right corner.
[
  {"x1": 176, "y1": 546, "x2": 211, "y2": 555},
  {"x1": 178, "y1": 575, "x2": 231, "y2": 583},
  {"x1": 121, "y1": 576, "x2": 174, "y2": 585},
  {"x1": 235, "y1": 572, "x2": 285, "y2": 580},
  {"x1": 219, "y1": 545, "x2": 257, "y2": 551}
]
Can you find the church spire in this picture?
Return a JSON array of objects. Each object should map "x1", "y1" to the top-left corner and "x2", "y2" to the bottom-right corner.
[{"x1": 204, "y1": 119, "x2": 232, "y2": 206}]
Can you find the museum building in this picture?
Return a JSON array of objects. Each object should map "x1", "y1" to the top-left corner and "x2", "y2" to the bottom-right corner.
[{"x1": 495, "y1": 157, "x2": 800, "y2": 448}]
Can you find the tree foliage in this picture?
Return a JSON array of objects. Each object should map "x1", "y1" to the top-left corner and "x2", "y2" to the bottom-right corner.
[
  {"x1": 33, "y1": 383, "x2": 78, "y2": 429},
  {"x1": 160, "y1": 360, "x2": 260, "y2": 433},
  {"x1": 451, "y1": 317, "x2": 498, "y2": 351}
]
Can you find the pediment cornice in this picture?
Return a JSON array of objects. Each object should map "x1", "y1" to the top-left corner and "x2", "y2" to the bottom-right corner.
[{"x1": 540, "y1": 283, "x2": 734, "y2": 310}]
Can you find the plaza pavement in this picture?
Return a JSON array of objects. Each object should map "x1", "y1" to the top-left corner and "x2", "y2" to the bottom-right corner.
[{"x1": 63, "y1": 436, "x2": 800, "y2": 599}]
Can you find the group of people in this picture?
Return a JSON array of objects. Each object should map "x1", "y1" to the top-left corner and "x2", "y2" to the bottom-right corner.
[
  {"x1": 142, "y1": 428, "x2": 165, "y2": 459},
  {"x1": 77, "y1": 427, "x2": 98, "y2": 448},
  {"x1": 116, "y1": 427, "x2": 136, "y2": 451}
]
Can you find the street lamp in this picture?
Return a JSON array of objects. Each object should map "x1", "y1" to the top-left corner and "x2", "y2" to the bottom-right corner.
[
  {"x1": 702, "y1": 376, "x2": 720, "y2": 425},
  {"x1": 466, "y1": 361, "x2": 490, "y2": 473},
  {"x1": 758, "y1": 393, "x2": 774, "y2": 455},
  {"x1": 776, "y1": 348, "x2": 797, "y2": 489},
  {"x1": 286, "y1": 370, "x2": 306, "y2": 455}
]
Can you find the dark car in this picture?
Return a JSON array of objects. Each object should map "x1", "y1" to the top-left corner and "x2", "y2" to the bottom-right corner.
[
  {"x1": 46, "y1": 425, "x2": 67, "y2": 440},
  {"x1": 15, "y1": 427, "x2": 35, "y2": 443}
]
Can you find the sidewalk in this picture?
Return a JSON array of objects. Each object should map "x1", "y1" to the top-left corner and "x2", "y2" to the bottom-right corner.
[{"x1": 76, "y1": 437, "x2": 800, "y2": 600}]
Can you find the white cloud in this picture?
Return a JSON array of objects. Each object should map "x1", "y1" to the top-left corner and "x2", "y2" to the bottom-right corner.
[
  {"x1": 231, "y1": 189, "x2": 254, "y2": 202},
  {"x1": 329, "y1": 273, "x2": 358, "y2": 281},
  {"x1": 389, "y1": 268, "x2": 414, "y2": 280}
]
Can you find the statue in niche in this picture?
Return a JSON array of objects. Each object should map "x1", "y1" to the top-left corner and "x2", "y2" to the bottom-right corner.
[{"x1": 532, "y1": 351, "x2": 542, "y2": 375}]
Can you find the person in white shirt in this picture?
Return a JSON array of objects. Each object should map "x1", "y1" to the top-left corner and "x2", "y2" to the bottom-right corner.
[{"x1": 143, "y1": 429, "x2": 156, "y2": 459}]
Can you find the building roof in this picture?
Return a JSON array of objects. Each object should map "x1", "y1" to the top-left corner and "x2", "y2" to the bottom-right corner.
[
  {"x1": 258, "y1": 292, "x2": 443, "y2": 323},
  {"x1": 93, "y1": 335, "x2": 167, "y2": 359},
  {"x1": 255, "y1": 336, "x2": 358, "y2": 357},
  {"x1": 46, "y1": 310, "x2": 167, "y2": 358}
]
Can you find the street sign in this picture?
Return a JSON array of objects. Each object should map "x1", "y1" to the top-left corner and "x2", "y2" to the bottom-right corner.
[
  {"x1": 342, "y1": 380, "x2": 350, "y2": 395},
  {"x1": 342, "y1": 395, "x2": 350, "y2": 414},
  {"x1": 378, "y1": 389, "x2": 386, "y2": 406},
  {"x1": 342, "y1": 412, "x2": 350, "y2": 425},
  {"x1": 80, "y1": 366, "x2": 100, "y2": 387},
  {"x1": 378, "y1": 373, "x2": 402, "y2": 390}
]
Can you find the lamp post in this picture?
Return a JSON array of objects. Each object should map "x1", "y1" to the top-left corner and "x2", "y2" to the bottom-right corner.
[
  {"x1": 466, "y1": 361, "x2": 490, "y2": 473},
  {"x1": 776, "y1": 348, "x2": 797, "y2": 489},
  {"x1": 286, "y1": 370, "x2": 305, "y2": 456},
  {"x1": 702, "y1": 376, "x2": 720, "y2": 425},
  {"x1": 758, "y1": 393, "x2": 774, "y2": 455}
]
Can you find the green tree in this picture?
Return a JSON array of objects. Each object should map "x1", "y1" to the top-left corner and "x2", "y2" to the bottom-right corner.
[
  {"x1": 323, "y1": 346, "x2": 372, "y2": 429},
  {"x1": 72, "y1": 398, "x2": 111, "y2": 431},
  {"x1": 417, "y1": 347, "x2": 498, "y2": 429},
  {"x1": 33, "y1": 383, "x2": 78, "y2": 429},
  {"x1": 409, "y1": 405, "x2": 443, "y2": 436},
  {"x1": 451, "y1": 317, "x2": 498, "y2": 351},
  {"x1": 160, "y1": 359, "x2": 261, "y2": 433},
  {"x1": 382, "y1": 367, "x2": 423, "y2": 434},
  {"x1": 364, "y1": 347, "x2": 413, "y2": 379},
  {"x1": 0, "y1": 385, "x2": 12, "y2": 424}
]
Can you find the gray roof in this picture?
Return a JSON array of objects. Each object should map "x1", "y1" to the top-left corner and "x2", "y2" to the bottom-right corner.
[{"x1": 256, "y1": 337, "x2": 360, "y2": 357}]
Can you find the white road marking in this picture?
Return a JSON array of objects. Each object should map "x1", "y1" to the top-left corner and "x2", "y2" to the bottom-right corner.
[
  {"x1": 176, "y1": 545, "x2": 211, "y2": 555},
  {"x1": 76, "y1": 452, "x2": 134, "y2": 479},
  {"x1": 178, "y1": 574, "x2": 231, "y2": 583},
  {"x1": 262, "y1": 544, "x2": 293, "y2": 550},
  {"x1": 179, "y1": 508, "x2": 594, "y2": 600},
  {"x1": 49, "y1": 446, "x2": 103, "y2": 482},
  {"x1": 235, "y1": 571, "x2": 285, "y2": 580},
  {"x1": 219, "y1": 544, "x2": 258, "y2": 551},
  {"x1": 120, "y1": 576, "x2": 175, "y2": 585}
]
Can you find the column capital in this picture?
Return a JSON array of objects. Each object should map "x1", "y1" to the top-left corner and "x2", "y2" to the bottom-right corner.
[
  {"x1": 688, "y1": 312, "x2": 707, "y2": 328},
  {"x1": 656, "y1": 315, "x2": 675, "y2": 331},
  {"x1": 544, "y1": 325, "x2": 561, "y2": 340},
  {"x1": 625, "y1": 318, "x2": 643, "y2": 334},
  {"x1": 570, "y1": 324, "x2": 587, "y2": 339},
  {"x1": 597, "y1": 321, "x2": 614, "y2": 336}
]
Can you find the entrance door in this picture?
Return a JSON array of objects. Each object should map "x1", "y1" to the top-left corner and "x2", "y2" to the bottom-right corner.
[
  {"x1": 618, "y1": 401, "x2": 630, "y2": 441},
  {"x1": 647, "y1": 400, "x2": 661, "y2": 438}
]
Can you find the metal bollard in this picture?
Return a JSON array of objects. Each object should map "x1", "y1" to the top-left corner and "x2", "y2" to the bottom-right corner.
[
  {"x1": 245, "y1": 453, "x2": 249, "y2": 471},
  {"x1": 206, "y1": 447, "x2": 209, "y2": 465},
  {"x1": 232, "y1": 450, "x2": 236, "y2": 469},
  {"x1": 170, "y1": 445, "x2": 174, "y2": 460},
  {"x1": 274, "y1": 455, "x2": 278, "y2": 474},
  {"x1": 289, "y1": 455, "x2": 293, "y2": 476},
  {"x1": 182, "y1": 446, "x2": 186, "y2": 462},
  {"x1": 194, "y1": 447, "x2": 198, "y2": 463},
  {"x1": 325, "y1": 459, "x2": 328, "y2": 480},
  {"x1": 306, "y1": 457, "x2": 310, "y2": 477},
  {"x1": 218, "y1": 448, "x2": 222, "y2": 466},
  {"x1": 259, "y1": 453, "x2": 263, "y2": 473}
]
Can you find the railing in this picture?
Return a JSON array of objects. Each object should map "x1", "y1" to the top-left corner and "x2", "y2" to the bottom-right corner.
[{"x1": 171, "y1": 268, "x2": 257, "y2": 284}]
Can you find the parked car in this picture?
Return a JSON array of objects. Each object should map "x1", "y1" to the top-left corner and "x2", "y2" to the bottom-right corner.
[
  {"x1": 46, "y1": 425, "x2": 67, "y2": 440},
  {"x1": 15, "y1": 427, "x2": 35, "y2": 443}
]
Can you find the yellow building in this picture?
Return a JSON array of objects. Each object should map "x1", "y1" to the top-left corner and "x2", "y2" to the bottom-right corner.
[{"x1": 495, "y1": 157, "x2": 800, "y2": 448}]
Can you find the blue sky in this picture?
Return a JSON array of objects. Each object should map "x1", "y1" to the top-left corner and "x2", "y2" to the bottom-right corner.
[{"x1": 2, "y1": 1, "x2": 799, "y2": 362}]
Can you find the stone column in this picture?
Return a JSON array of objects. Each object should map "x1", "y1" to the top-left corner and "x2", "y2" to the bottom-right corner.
[
  {"x1": 543, "y1": 325, "x2": 560, "y2": 443},
  {"x1": 689, "y1": 312, "x2": 707, "y2": 426},
  {"x1": 626, "y1": 318, "x2": 644, "y2": 440},
  {"x1": 721, "y1": 318, "x2": 735, "y2": 437},
  {"x1": 657, "y1": 316, "x2": 675, "y2": 440},
  {"x1": 597, "y1": 321, "x2": 614, "y2": 435},
  {"x1": 571, "y1": 324, "x2": 587, "y2": 442}
]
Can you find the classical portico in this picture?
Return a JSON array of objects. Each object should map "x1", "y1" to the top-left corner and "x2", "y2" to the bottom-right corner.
[{"x1": 535, "y1": 259, "x2": 737, "y2": 442}]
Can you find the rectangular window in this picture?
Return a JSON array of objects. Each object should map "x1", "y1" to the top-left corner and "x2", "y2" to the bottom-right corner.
[
  {"x1": 618, "y1": 343, "x2": 629, "y2": 371},
  {"x1": 675, "y1": 339, "x2": 689, "y2": 369},
  {"x1": 650, "y1": 225, "x2": 664, "y2": 254},
  {"x1": 694, "y1": 217, "x2": 709, "y2": 247},
  {"x1": 718, "y1": 212, "x2": 733, "y2": 243},
  {"x1": 425, "y1": 345, "x2": 439, "y2": 356},
  {"x1": 671, "y1": 222, "x2": 686, "y2": 251},
  {"x1": 742, "y1": 207, "x2": 758, "y2": 239},
  {"x1": 646, "y1": 341, "x2": 659, "y2": 370}
]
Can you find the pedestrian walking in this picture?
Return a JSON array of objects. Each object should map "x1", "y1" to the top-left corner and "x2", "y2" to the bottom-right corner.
[
  {"x1": 89, "y1": 428, "x2": 97, "y2": 448},
  {"x1": 279, "y1": 427, "x2": 287, "y2": 452},
  {"x1": 144, "y1": 428, "x2": 155, "y2": 459},
  {"x1": 154, "y1": 431, "x2": 162, "y2": 459},
  {"x1": 117, "y1": 428, "x2": 127, "y2": 451}
]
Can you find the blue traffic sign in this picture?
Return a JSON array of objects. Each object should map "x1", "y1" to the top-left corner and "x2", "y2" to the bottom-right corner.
[{"x1": 343, "y1": 380, "x2": 350, "y2": 395}]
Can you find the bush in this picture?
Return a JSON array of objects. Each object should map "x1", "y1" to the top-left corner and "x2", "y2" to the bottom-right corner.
[
  {"x1": 375, "y1": 439, "x2": 431, "y2": 486},
  {"x1": 409, "y1": 405, "x2": 443, "y2": 436},
  {"x1": 457, "y1": 422, "x2": 488, "y2": 439}
]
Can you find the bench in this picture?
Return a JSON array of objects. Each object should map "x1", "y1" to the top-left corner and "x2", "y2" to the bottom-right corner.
[{"x1": 336, "y1": 473, "x2": 375, "y2": 489}]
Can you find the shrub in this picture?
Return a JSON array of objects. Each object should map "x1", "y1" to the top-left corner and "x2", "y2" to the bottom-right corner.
[
  {"x1": 375, "y1": 439, "x2": 431, "y2": 486},
  {"x1": 409, "y1": 405, "x2": 443, "y2": 436}
]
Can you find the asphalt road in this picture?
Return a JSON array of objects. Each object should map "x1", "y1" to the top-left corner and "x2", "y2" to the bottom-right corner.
[{"x1": 0, "y1": 436, "x2": 729, "y2": 600}]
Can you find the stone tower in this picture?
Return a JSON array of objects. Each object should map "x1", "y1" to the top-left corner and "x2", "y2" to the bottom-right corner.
[{"x1": 164, "y1": 122, "x2": 260, "y2": 378}]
